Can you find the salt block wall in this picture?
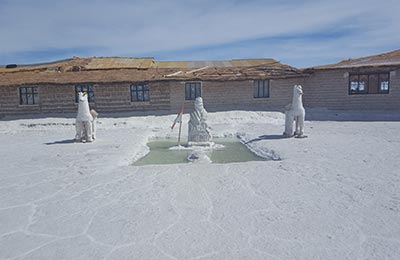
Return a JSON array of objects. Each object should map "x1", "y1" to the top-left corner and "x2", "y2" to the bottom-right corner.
[
  {"x1": 40, "y1": 84, "x2": 76, "y2": 113},
  {"x1": 94, "y1": 82, "x2": 170, "y2": 112},
  {"x1": 0, "y1": 82, "x2": 172, "y2": 116},
  {"x1": 0, "y1": 86, "x2": 30, "y2": 115},
  {"x1": 169, "y1": 78, "x2": 305, "y2": 113},
  {"x1": 303, "y1": 67, "x2": 400, "y2": 110}
]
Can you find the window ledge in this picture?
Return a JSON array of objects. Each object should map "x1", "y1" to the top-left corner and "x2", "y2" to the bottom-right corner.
[
  {"x1": 74, "y1": 102, "x2": 95, "y2": 106},
  {"x1": 18, "y1": 104, "x2": 40, "y2": 107},
  {"x1": 130, "y1": 101, "x2": 151, "y2": 105},
  {"x1": 349, "y1": 92, "x2": 390, "y2": 95}
]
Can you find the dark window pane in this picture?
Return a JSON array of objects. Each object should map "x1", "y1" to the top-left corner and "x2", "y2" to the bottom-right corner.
[
  {"x1": 185, "y1": 85, "x2": 190, "y2": 100},
  {"x1": 369, "y1": 74, "x2": 379, "y2": 94},
  {"x1": 27, "y1": 94, "x2": 33, "y2": 105},
  {"x1": 350, "y1": 82, "x2": 359, "y2": 92},
  {"x1": 132, "y1": 92, "x2": 137, "y2": 101},
  {"x1": 137, "y1": 91, "x2": 143, "y2": 101},
  {"x1": 131, "y1": 84, "x2": 137, "y2": 101},
  {"x1": 255, "y1": 81, "x2": 259, "y2": 97},
  {"x1": 359, "y1": 75, "x2": 368, "y2": 92},
  {"x1": 195, "y1": 85, "x2": 201, "y2": 98},
  {"x1": 263, "y1": 85, "x2": 268, "y2": 97},
  {"x1": 190, "y1": 85, "x2": 196, "y2": 99},
  {"x1": 379, "y1": 73, "x2": 389, "y2": 92},
  {"x1": 380, "y1": 81, "x2": 389, "y2": 91},
  {"x1": 19, "y1": 88, "x2": 25, "y2": 104},
  {"x1": 20, "y1": 87, "x2": 26, "y2": 94},
  {"x1": 144, "y1": 91, "x2": 150, "y2": 101},
  {"x1": 262, "y1": 81, "x2": 265, "y2": 97},
  {"x1": 253, "y1": 84, "x2": 258, "y2": 98},
  {"x1": 349, "y1": 75, "x2": 359, "y2": 93},
  {"x1": 255, "y1": 81, "x2": 258, "y2": 97},
  {"x1": 34, "y1": 93, "x2": 39, "y2": 103},
  {"x1": 20, "y1": 95, "x2": 26, "y2": 105},
  {"x1": 88, "y1": 93, "x2": 95, "y2": 102},
  {"x1": 75, "y1": 85, "x2": 82, "y2": 103}
]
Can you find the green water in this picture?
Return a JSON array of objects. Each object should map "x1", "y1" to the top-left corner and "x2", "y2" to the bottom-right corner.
[{"x1": 133, "y1": 138, "x2": 266, "y2": 166}]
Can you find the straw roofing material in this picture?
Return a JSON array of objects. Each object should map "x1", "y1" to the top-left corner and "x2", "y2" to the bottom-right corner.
[
  {"x1": 0, "y1": 57, "x2": 306, "y2": 86},
  {"x1": 155, "y1": 59, "x2": 277, "y2": 69},
  {"x1": 308, "y1": 49, "x2": 400, "y2": 70}
]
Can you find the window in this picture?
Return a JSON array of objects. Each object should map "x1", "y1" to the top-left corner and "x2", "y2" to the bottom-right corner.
[
  {"x1": 379, "y1": 73, "x2": 389, "y2": 93},
  {"x1": 349, "y1": 73, "x2": 390, "y2": 94},
  {"x1": 253, "y1": 80, "x2": 269, "y2": 98},
  {"x1": 185, "y1": 82, "x2": 202, "y2": 100},
  {"x1": 19, "y1": 87, "x2": 39, "y2": 105},
  {"x1": 130, "y1": 83, "x2": 150, "y2": 102},
  {"x1": 75, "y1": 84, "x2": 94, "y2": 103}
]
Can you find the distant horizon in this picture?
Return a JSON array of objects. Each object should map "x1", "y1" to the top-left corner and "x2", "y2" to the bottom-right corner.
[{"x1": 1, "y1": 0, "x2": 399, "y2": 68}]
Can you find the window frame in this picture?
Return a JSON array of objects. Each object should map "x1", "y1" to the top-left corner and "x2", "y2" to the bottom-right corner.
[
  {"x1": 378, "y1": 73, "x2": 390, "y2": 94},
  {"x1": 130, "y1": 82, "x2": 150, "y2": 102},
  {"x1": 75, "y1": 84, "x2": 95, "y2": 103},
  {"x1": 185, "y1": 82, "x2": 202, "y2": 100},
  {"x1": 19, "y1": 86, "x2": 39, "y2": 105},
  {"x1": 253, "y1": 80, "x2": 270, "y2": 98},
  {"x1": 348, "y1": 72, "x2": 390, "y2": 95}
]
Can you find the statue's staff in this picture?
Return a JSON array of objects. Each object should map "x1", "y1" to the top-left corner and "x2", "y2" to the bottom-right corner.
[{"x1": 171, "y1": 102, "x2": 185, "y2": 146}]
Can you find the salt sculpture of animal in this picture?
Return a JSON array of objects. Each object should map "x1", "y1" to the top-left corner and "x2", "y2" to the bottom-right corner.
[
  {"x1": 188, "y1": 97, "x2": 212, "y2": 143},
  {"x1": 283, "y1": 85, "x2": 306, "y2": 138},
  {"x1": 75, "y1": 92, "x2": 98, "y2": 142}
]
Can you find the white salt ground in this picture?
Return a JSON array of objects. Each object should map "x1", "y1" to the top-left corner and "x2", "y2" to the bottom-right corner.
[{"x1": 0, "y1": 110, "x2": 399, "y2": 260}]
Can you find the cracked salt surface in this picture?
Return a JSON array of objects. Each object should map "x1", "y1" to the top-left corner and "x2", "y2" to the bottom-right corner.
[{"x1": 1, "y1": 111, "x2": 400, "y2": 259}]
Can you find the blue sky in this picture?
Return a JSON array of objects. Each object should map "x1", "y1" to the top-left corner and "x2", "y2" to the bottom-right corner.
[{"x1": 0, "y1": 0, "x2": 399, "y2": 68}]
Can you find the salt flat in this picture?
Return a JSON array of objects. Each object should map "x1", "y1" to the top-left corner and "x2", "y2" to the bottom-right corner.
[{"x1": 0, "y1": 111, "x2": 399, "y2": 260}]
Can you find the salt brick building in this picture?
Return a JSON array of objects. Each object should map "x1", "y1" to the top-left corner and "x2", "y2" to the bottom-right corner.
[
  {"x1": 0, "y1": 50, "x2": 399, "y2": 117},
  {"x1": 303, "y1": 50, "x2": 400, "y2": 111}
]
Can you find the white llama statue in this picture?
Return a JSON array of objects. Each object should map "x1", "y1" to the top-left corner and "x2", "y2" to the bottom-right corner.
[
  {"x1": 283, "y1": 85, "x2": 306, "y2": 138},
  {"x1": 75, "y1": 92, "x2": 98, "y2": 142},
  {"x1": 188, "y1": 97, "x2": 212, "y2": 144}
]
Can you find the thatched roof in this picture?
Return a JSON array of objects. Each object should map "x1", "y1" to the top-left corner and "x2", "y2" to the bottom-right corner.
[
  {"x1": 0, "y1": 57, "x2": 306, "y2": 86},
  {"x1": 308, "y1": 49, "x2": 400, "y2": 70}
]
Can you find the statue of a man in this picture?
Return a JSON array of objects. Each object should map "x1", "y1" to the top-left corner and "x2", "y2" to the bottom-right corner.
[{"x1": 188, "y1": 97, "x2": 212, "y2": 143}]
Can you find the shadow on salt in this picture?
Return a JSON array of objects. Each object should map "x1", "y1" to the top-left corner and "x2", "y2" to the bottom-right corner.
[{"x1": 133, "y1": 137, "x2": 272, "y2": 166}]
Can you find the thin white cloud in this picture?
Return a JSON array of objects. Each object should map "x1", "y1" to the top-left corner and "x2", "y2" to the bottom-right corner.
[{"x1": 0, "y1": 0, "x2": 399, "y2": 66}]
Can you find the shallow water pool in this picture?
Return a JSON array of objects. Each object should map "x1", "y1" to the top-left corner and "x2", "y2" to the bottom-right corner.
[{"x1": 133, "y1": 138, "x2": 266, "y2": 166}]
